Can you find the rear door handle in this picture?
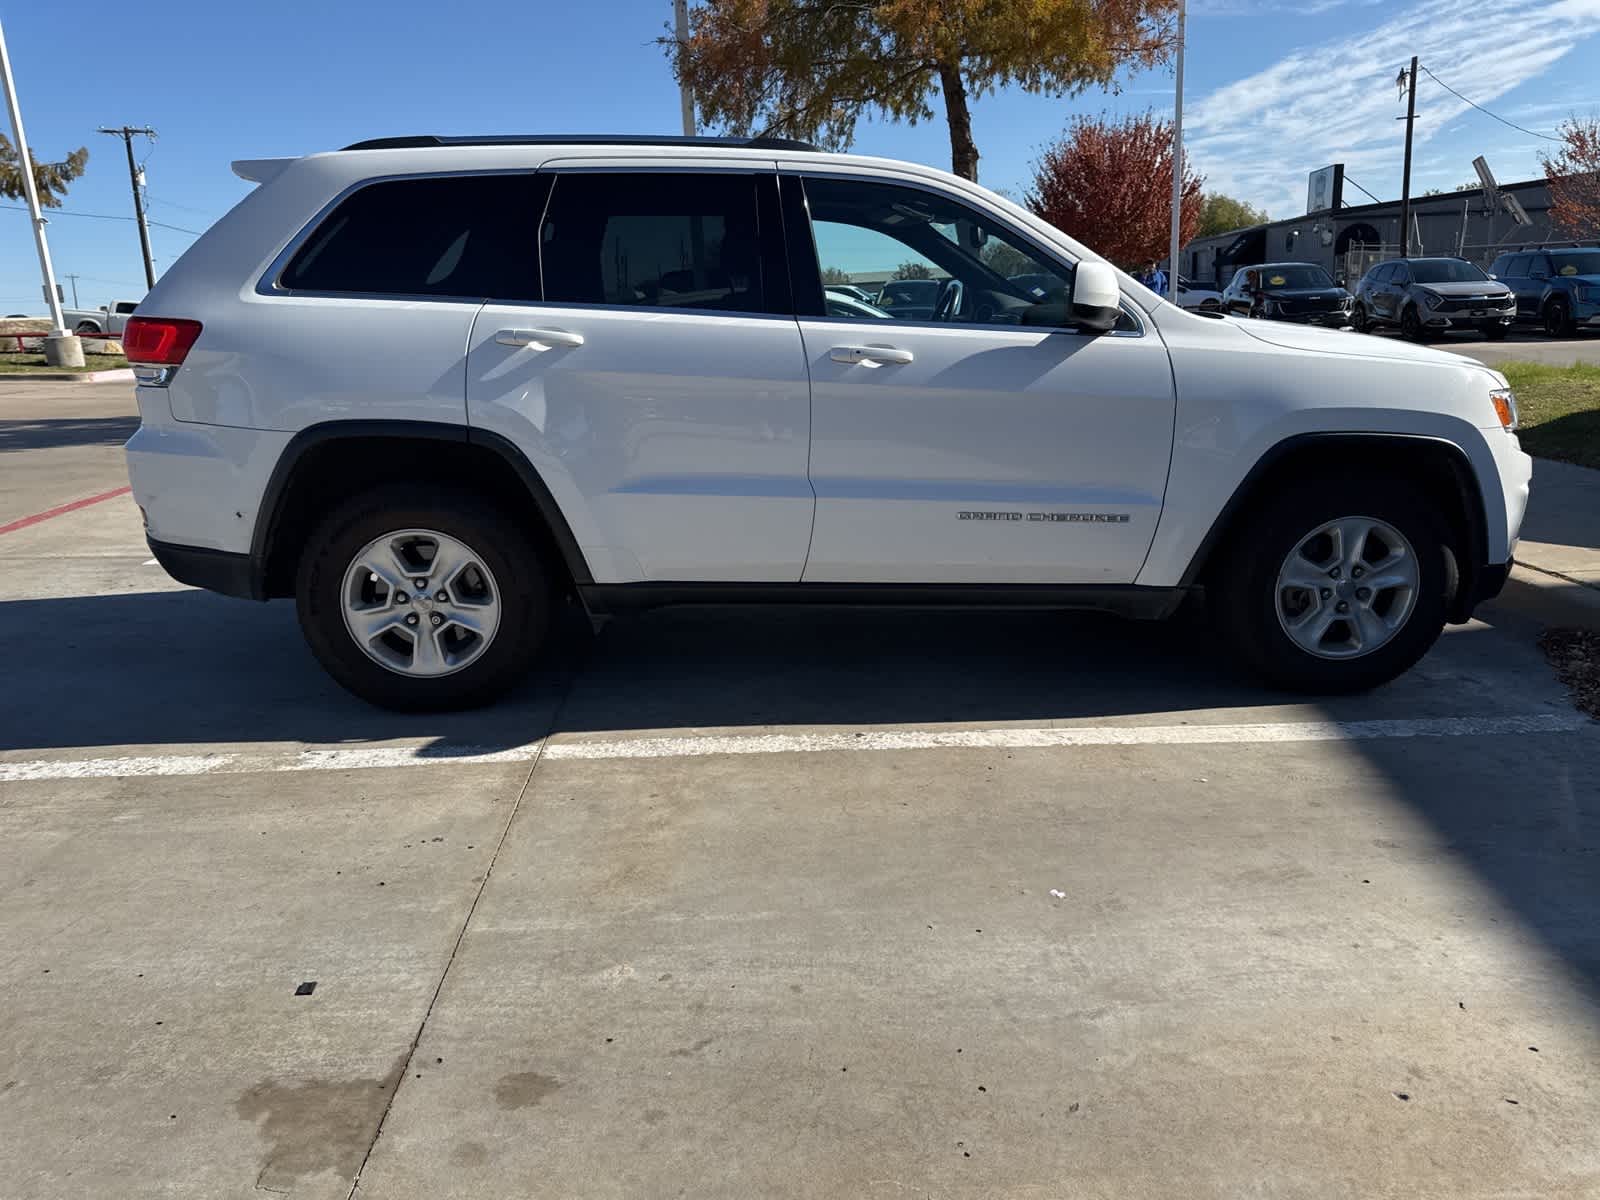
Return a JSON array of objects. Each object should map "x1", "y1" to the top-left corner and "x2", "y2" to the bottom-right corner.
[
  {"x1": 495, "y1": 327, "x2": 585, "y2": 349},
  {"x1": 830, "y1": 344, "x2": 914, "y2": 366}
]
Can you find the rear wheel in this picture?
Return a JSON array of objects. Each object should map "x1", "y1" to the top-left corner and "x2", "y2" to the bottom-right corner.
[
  {"x1": 1210, "y1": 476, "x2": 1448, "y2": 692},
  {"x1": 296, "y1": 486, "x2": 554, "y2": 710},
  {"x1": 1544, "y1": 297, "x2": 1575, "y2": 338}
]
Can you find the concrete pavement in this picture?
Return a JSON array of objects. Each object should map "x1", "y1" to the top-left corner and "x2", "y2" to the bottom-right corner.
[{"x1": 3, "y1": 381, "x2": 1600, "y2": 1199}]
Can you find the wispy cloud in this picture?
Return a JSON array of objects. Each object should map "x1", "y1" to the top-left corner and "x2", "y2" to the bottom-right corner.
[{"x1": 1186, "y1": 0, "x2": 1600, "y2": 217}]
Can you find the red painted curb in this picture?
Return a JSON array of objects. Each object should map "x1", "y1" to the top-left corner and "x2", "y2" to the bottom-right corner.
[{"x1": 0, "y1": 485, "x2": 133, "y2": 536}]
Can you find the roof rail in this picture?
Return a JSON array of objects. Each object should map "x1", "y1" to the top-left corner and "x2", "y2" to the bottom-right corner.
[{"x1": 339, "y1": 134, "x2": 821, "y2": 153}]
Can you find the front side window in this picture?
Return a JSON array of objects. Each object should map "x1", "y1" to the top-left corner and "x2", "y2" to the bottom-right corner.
[
  {"x1": 540, "y1": 172, "x2": 764, "y2": 314},
  {"x1": 800, "y1": 175, "x2": 1099, "y2": 328},
  {"x1": 1408, "y1": 259, "x2": 1487, "y2": 284},
  {"x1": 280, "y1": 175, "x2": 540, "y2": 298}
]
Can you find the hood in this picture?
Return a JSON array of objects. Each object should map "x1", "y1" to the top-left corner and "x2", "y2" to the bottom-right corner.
[
  {"x1": 1413, "y1": 280, "x2": 1511, "y2": 298},
  {"x1": 1233, "y1": 317, "x2": 1482, "y2": 367},
  {"x1": 1259, "y1": 286, "x2": 1349, "y2": 299}
]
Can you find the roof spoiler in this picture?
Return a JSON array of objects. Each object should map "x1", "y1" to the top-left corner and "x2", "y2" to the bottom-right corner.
[{"x1": 231, "y1": 158, "x2": 294, "y2": 184}]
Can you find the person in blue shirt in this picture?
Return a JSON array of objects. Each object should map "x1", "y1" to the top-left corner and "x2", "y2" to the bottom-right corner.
[{"x1": 1142, "y1": 262, "x2": 1168, "y2": 295}]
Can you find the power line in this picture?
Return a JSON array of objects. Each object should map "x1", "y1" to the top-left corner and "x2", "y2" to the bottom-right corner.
[
  {"x1": 1419, "y1": 65, "x2": 1562, "y2": 142},
  {"x1": 0, "y1": 204, "x2": 201, "y2": 235}
]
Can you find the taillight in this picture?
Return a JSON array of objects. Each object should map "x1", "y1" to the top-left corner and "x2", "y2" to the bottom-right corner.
[{"x1": 123, "y1": 317, "x2": 203, "y2": 366}]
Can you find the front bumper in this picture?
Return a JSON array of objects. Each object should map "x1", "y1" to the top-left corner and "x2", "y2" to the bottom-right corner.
[
  {"x1": 147, "y1": 536, "x2": 262, "y2": 601},
  {"x1": 1274, "y1": 310, "x2": 1351, "y2": 327},
  {"x1": 1422, "y1": 311, "x2": 1515, "y2": 330}
]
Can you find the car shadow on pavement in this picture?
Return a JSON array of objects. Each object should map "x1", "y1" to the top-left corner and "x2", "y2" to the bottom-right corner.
[
  {"x1": 1, "y1": 589, "x2": 1286, "y2": 754},
  {"x1": 0, "y1": 586, "x2": 1566, "y2": 754},
  {"x1": 0, "y1": 415, "x2": 141, "y2": 453}
]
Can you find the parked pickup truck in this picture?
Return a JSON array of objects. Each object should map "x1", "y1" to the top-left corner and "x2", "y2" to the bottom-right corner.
[{"x1": 63, "y1": 299, "x2": 142, "y2": 336}]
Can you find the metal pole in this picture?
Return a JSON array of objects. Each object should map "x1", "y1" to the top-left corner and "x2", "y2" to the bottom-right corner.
[
  {"x1": 100, "y1": 126, "x2": 158, "y2": 290},
  {"x1": 1398, "y1": 55, "x2": 1417, "y2": 258},
  {"x1": 674, "y1": 0, "x2": 695, "y2": 136},
  {"x1": 66, "y1": 272, "x2": 78, "y2": 307},
  {"x1": 1167, "y1": 0, "x2": 1186, "y2": 300},
  {"x1": 0, "y1": 18, "x2": 68, "y2": 336}
]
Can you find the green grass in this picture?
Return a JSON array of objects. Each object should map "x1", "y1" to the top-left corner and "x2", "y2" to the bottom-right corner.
[
  {"x1": 0, "y1": 352, "x2": 129, "y2": 375},
  {"x1": 1498, "y1": 361, "x2": 1600, "y2": 471}
]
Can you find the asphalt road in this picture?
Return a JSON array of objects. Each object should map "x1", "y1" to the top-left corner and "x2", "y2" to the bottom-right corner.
[{"x1": 3, "y1": 381, "x2": 1599, "y2": 1199}]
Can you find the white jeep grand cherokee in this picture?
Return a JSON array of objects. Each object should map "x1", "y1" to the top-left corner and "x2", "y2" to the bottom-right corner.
[{"x1": 123, "y1": 134, "x2": 1530, "y2": 710}]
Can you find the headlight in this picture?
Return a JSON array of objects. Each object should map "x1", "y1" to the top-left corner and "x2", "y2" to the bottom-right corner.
[
  {"x1": 1489, "y1": 387, "x2": 1519, "y2": 432},
  {"x1": 1420, "y1": 290, "x2": 1443, "y2": 309},
  {"x1": 1338, "y1": 294, "x2": 1353, "y2": 309}
]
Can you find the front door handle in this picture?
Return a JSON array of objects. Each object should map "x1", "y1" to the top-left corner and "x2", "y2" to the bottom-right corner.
[
  {"x1": 495, "y1": 327, "x2": 585, "y2": 349},
  {"x1": 830, "y1": 344, "x2": 914, "y2": 367}
]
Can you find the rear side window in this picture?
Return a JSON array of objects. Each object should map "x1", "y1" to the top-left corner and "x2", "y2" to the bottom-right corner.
[
  {"x1": 1497, "y1": 255, "x2": 1525, "y2": 277},
  {"x1": 280, "y1": 174, "x2": 542, "y2": 299},
  {"x1": 540, "y1": 172, "x2": 765, "y2": 314}
]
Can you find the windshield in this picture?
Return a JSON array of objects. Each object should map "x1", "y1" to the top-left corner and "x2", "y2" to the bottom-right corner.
[
  {"x1": 1255, "y1": 265, "x2": 1334, "y2": 289},
  {"x1": 1409, "y1": 259, "x2": 1487, "y2": 284},
  {"x1": 1549, "y1": 250, "x2": 1600, "y2": 277}
]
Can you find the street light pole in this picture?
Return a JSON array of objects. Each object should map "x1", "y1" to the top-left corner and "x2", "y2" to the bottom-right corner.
[
  {"x1": 0, "y1": 17, "x2": 80, "y2": 365},
  {"x1": 674, "y1": 0, "x2": 695, "y2": 136},
  {"x1": 1167, "y1": 0, "x2": 1186, "y2": 300}
]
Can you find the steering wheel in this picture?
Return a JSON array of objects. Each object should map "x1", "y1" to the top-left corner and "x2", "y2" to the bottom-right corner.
[{"x1": 933, "y1": 278, "x2": 965, "y2": 322}]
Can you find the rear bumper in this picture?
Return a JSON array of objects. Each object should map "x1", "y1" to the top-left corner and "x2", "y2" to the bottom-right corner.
[{"x1": 147, "y1": 536, "x2": 262, "y2": 601}]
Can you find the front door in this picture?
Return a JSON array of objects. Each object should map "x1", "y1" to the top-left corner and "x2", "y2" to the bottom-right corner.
[
  {"x1": 786, "y1": 172, "x2": 1175, "y2": 585},
  {"x1": 465, "y1": 165, "x2": 813, "y2": 583}
]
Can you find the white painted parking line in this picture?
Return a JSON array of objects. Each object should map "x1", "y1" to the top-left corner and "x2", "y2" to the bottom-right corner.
[{"x1": 0, "y1": 713, "x2": 1588, "y2": 784}]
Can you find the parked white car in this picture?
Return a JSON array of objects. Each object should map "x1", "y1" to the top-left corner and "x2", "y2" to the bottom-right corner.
[
  {"x1": 124, "y1": 135, "x2": 1529, "y2": 709},
  {"x1": 1174, "y1": 276, "x2": 1224, "y2": 311}
]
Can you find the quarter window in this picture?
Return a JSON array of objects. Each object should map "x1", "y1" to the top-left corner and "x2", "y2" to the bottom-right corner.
[
  {"x1": 280, "y1": 175, "x2": 541, "y2": 299},
  {"x1": 540, "y1": 172, "x2": 765, "y2": 314}
]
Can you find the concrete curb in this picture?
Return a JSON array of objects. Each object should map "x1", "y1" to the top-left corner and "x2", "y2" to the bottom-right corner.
[
  {"x1": 1491, "y1": 565, "x2": 1600, "y2": 631},
  {"x1": 0, "y1": 368, "x2": 135, "y2": 383}
]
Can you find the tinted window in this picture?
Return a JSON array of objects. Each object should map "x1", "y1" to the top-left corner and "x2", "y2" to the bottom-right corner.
[
  {"x1": 1365, "y1": 264, "x2": 1390, "y2": 284},
  {"x1": 1408, "y1": 259, "x2": 1488, "y2": 284},
  {"x1": 801, "y1": 175, "x2": 1100, "y2": 329},
  {"x1": 540, "y1": 172, "x2": 764, "y2": 314},
  {"x1": 281, "y1": 175, "x2": 540, "y2": 298},
  {"x1": 1497, "y1": 255, "x2": 1526, "y2": 277},
  {"x1": 1256, "y1": 265, "x2": 1335, "y2": 289},
  {"x1": 1391, "y1": 263, "x2": 1411, "y2": 283},
  {"x1": 1549, "y1": 250, "x2": 1600, "y2": 276}
]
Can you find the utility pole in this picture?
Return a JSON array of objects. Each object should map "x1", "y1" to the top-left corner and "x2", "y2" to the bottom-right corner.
[
  {"x1": 1397, "y1": 56, "x2": 1418, "y2": 258},
  {"x1": 98, "y1": 124, "x2": 157, "y2": 290},
  {"x1": 1167, "y1": 0, "x2": 1186, "y2": 300},
  {"x1": 674, "y1": 0, "x2": 695, "y2": 136},
  {"x1": 0, "y1": 17, "x2": 80, "y2": 365},
  {"x1": 65, "y1": 273, "x2": 79, "y2": 307}
]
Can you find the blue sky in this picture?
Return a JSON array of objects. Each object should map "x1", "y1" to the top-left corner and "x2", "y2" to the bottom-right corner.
[{"x1": 3, "y1": 0, "x2": 1597, "y2": 311}]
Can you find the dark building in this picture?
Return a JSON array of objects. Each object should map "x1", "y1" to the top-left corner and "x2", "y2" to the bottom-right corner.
[{"x1": 1180, "y1": 174, "x2": 1594, "y2": 290}]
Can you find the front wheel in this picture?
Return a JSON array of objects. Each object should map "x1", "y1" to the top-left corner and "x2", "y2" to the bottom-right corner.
[
  {"x1": 1400, "y1": 305, "x2": 1427, "y2": 342},
  {"x1": 1544, "y1": 298, "x2": 1575, "y2": 338},
  {"x1": 1350, "y1": 303, "x2": 1370, "y2": 333},
  {"x1": 1210, "y1": 477, "x2": 1448, "y2": 692},
  {"x1": 1483, "y1": 322, "x2": 1508, "y2": 341},
  {"x1": 296, "y1": 486, "x2": 554, "y2": 710}
]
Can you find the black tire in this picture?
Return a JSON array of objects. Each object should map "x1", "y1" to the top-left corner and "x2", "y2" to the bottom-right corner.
[
  {"x1": 74, "y1": 321, "x2": 100, "y2": 335},
  {"x1": 1544, "y1": 297, "x2": 1575, "y2": 338},
  {"x1": 1400, "y1": 304, "x2": 1427, "y2": 342},
  {"x1": 1210, "y1": 475, "x2": 1449, "y2": 693},
  {"x1": 1350, "y1": 303, "x2": 1370, "y2": 333},
  {"x1": 1483, "y1": 322, "x2": 1508, "y2": 341},
  {"x1": 296, "y1": 485, "x2": 554, "y2": 710}
]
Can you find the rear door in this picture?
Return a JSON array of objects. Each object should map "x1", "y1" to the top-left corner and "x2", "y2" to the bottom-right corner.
[
  {"x1": 1498, "y1": 255, "x2": 1534, "y2": 319},
  {"x1": 464, "y1": 163, "x2": 813, "y2": 583},
  {"x1": 1378, "y1": 263, "x2": 1408, "y2": 320},
  {"x1": 1522, "y1": 253, "x2": 1554, "y2": 318},
  {"x1": 785, "y1": 170, "x2": 1174, "y2": 585}
]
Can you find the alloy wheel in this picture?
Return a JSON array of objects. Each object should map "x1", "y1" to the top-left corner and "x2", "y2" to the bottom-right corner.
[
  {"x1": 1274, "y1": 516, "x2": 1419, "y2": 660},
  {"x1": 340, "y1": 528, "x2": 502, "y2": 677}
]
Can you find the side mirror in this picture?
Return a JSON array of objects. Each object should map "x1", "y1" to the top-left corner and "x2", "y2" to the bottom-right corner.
[
  {"x1": 1069, "y1": 260, "x2": 1121, "y2": 334},
  {"x1": 1486, "y1": 273, "x2": 1497, "y2": 280}
]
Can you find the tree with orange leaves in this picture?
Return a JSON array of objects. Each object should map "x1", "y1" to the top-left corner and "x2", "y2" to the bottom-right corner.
[
  {"x1": 1026, "y1": 111, "x2": 1202, "y2": 269},
  {"x1": 664, "y1": 0, "x2": 1179, "y2": 182},
  {"x1": 1542, "y1": 117, "x2": 1600, "y2": 239}
]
